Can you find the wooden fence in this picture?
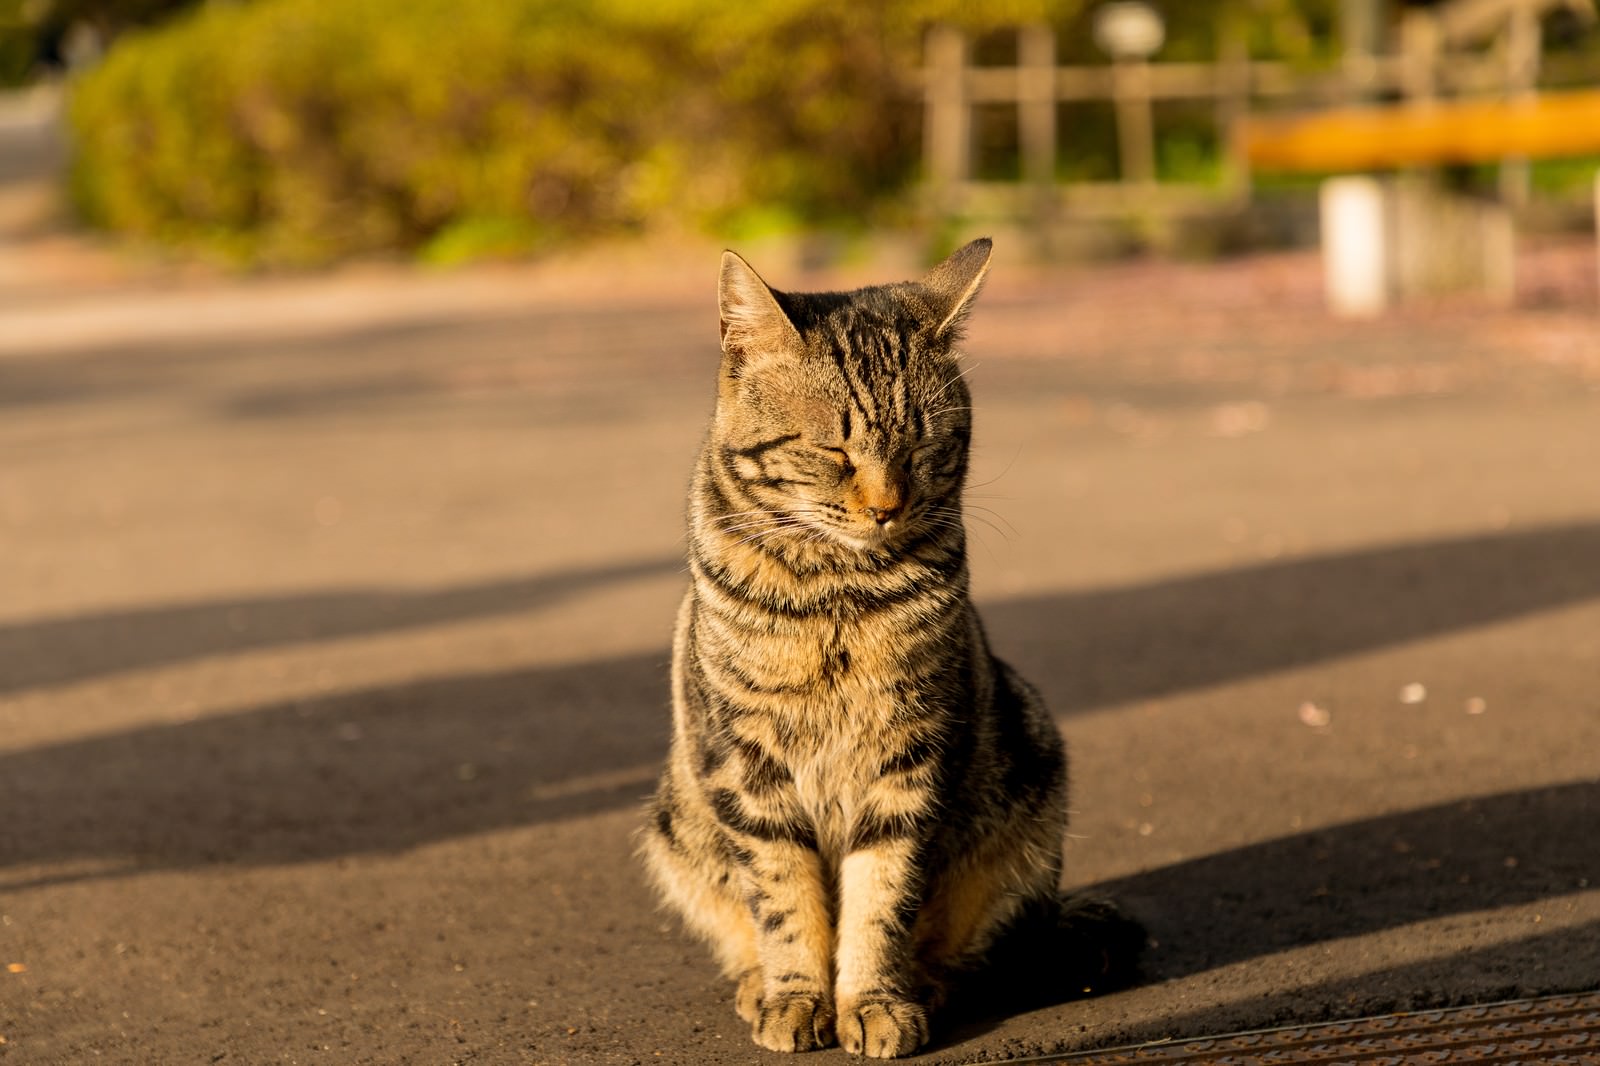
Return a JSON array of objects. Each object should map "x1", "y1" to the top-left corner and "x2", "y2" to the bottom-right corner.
[{"x1": 918, "y1": 8, "x2": 1589, "y2": 219}]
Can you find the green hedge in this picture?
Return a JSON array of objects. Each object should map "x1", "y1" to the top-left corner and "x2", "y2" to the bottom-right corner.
[{"x1": 69, "y1": 0, "x2": 1073, "y2": 265}]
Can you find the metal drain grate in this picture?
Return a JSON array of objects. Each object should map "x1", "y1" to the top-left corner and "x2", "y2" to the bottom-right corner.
[{"x1": 1038, "y1": 990, "x2": 1600, "y2": 1064}]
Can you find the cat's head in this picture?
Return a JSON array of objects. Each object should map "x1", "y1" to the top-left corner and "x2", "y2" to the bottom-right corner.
[{"x1": 708, "y1": 239, "x2": 991, "y2": 557}]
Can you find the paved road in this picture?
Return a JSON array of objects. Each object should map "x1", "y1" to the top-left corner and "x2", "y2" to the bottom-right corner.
[{"x1": 2, "y1": 244, "x2": 1598, "y2": 1064}]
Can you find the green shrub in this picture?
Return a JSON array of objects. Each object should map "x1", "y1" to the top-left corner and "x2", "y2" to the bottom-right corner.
[
  {"x1": 72, "y1": 0, "x2": 675, "y2": 263},
  {"x1": 69, "y1": 0, "x2": 1074, "y2": 265}
]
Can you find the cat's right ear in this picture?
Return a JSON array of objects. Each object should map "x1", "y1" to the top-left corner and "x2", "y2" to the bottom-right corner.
[
  {"x1": 718, "y1": 251, "x2": 800, "y2": 376},
  {"x1": 920, "y1": 237, "x2": 993, "y2": 341}
]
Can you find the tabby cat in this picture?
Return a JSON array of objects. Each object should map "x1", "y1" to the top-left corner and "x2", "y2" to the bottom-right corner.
[{"x1": 640, "y1": 239, "x2": 1135, "y2": 1058}]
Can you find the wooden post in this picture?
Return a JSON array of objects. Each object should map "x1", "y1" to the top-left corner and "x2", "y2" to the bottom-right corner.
[
  {"x1": 1017, "y1": 24, "x2": 1057, "y2": 191},
  {"x1": 1216, "y1": 21, "x2": 1252, "y2": 199},
  {"x1": 1400, "y1": 10, "x2": 1439, "y2": 103},
  {"x1": 1341, "y1": 0, "x2": 1384, "y2": 103},
  {"x1": 1499, "y1": 1, "x2": 1541, "y2": 208},
  {"x1": 924, "y1": 25, "x2": 970, "y2": 214},
  {"x1": 1112, "y1": 58, "x2": 1157, "y2": 184}
]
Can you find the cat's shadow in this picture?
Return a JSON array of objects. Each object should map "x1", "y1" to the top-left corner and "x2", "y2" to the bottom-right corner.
[
  {"x1": 933, "y1": 914, "x2": 1600, "y2": 1055},
  {"x1": 924, "y1": 776, "x2": 1597, "y2": 1052}
]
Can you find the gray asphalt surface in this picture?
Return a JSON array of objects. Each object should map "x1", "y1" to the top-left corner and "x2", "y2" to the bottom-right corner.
[{"x1": 2, "y1": 217, "x2": 1599, "y2": 1064}]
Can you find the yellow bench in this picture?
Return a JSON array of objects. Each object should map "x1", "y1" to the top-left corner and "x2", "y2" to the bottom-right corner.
[{"x1": 1241, "y1": 88, "x2": 1600, "y2": 171}]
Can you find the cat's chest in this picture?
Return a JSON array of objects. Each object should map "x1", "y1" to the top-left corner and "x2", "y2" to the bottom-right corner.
[
  {"x1": 707, "y1": 607, "x2": 949, "y2": 856},
  {"x1": 787, "y1": 713, "x2": 904, "y2": 855},
  {"x1": 744, "y1": 614, "x2": 910, "y2": 705}
]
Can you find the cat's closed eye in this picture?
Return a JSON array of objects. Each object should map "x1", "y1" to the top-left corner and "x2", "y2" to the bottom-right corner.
[
  {"x1": 908, "y1": 441, "x2": 946, "y2": 468},
  {"x1": 821, "y1": 447, "x2": 855, "y2": 473}
]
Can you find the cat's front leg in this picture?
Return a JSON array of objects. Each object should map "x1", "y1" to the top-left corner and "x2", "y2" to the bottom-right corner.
[
  {"x1": 834, "y1": 837, "x2": 932, "y2": 1058},
  {"x1": 732, "y1": 836, "x2": 836, "y2": 1052}
]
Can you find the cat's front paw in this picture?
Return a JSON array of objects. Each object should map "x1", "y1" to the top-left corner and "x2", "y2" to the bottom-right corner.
[
  {"x1": 752, "y1": 991, "x2": 835, "y2": 1053},
  {"x1": 836, "y1": 994, "x2": 929, "y2": 1058},
  {"x1": 734, "y1": 969, "x2": 763, "y2": 1024}
]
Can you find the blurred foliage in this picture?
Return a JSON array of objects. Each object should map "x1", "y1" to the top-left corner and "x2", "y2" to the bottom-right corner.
[
  {"x1": 61, "y1": 0, "x2": 1600, "y2": 264},
  {"x1": 68, "y1": 0, "x2": 1083, "y2": 265}
]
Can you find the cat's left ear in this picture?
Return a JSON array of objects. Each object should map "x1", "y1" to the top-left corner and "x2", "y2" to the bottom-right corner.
[
  {"x1": 919, "y1": 237, "x2": 993, "y2": 341},
  {"x1": 718, "y1": 250, "x2": 801, "y2": 376}
]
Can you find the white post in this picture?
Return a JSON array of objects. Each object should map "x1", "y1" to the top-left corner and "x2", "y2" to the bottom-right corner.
[{"x1": 1321, "y1": 176, "x2": 1390, "y2": 317}]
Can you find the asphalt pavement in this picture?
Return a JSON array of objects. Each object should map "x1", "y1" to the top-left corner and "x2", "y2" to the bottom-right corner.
[{"x1": 2, "y1": 216, "x2": 1598, "y2": 1064}]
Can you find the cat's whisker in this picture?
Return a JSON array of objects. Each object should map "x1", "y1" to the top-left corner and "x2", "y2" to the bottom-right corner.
[
  {"x1": 711, "y1": 507, "x2": 787, "y2": 523},
  {"x1": 712, "y1": 502, "x2": 825, "y2": 522},
  {"x1": 713, "y1": 504, "x2": 830, "y2": 534},
  {"x1": 914, "y1": 506, "x2": 963, "y2": 528},
  {"x1": 732, "y1": 516, "x2": 811, "y2": 538},
  {"x1": 736, "y1": 515, "x2": 832, "y2": 547},
  {"x1": 717, "y1": 521, "x2": 793, "y2": 538},
  {"x1": 714, "y1": 515, "x2": 780, "y2": 530},
  {"x1": 966, "y1": 514, "x2": 1013, "y2": 542},
  {"x1": 966, "y1": 442, "x2": 1025, "y2": 491},
  {"x1": 964, "y1": 504, "x2": 1020, "y2": 537},
  {"x1": 925, "y1": 362, "x2": 979, "y2": 405},
  {"x1": 736, "y1": 529, "x2": 804, "y2": 549},
  {"x1": 718, "y1": 513, "x2": 809, "y2": 531},
  {"x1": 917, "y1": 502, "x2": 1013, "y2": 544}
]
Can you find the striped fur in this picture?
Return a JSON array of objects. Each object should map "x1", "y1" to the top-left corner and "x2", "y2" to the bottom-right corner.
[{"x1": 640, "y1": 240, "x2": 1074, "y2": 1057}]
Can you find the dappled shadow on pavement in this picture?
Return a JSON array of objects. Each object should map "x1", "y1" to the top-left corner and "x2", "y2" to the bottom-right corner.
[
  {"x1": 0, "y1": 653, "x2": 671, "y2": 890},
  {"x1": 1104, "y1": 918, "x2": 1600, "y2": 1050},
  {"x1": 983, "y1": 520, "x2": 1600, "y2": 715},
  {"x1": 0, "y1": 306, "x2": 710, "y2": 422},
  {"x1": 1097, "y1": 780, "x2": 1599, "y2": 982},
  {"x1": 2, "y1": 522, "x2": 1596, "y2": 1004},
  {"x1": 11, "y1": 519, "x2": 1600, "y2": 701},
  {"x1": 0, "y1": 555, "x2": 680, "y2": 695}
]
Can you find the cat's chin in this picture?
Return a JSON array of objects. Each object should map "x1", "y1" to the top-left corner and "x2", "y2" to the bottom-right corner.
[
  {"x1": 830, "y1": 527, "x2": 903, "y2": 556},
  {"x1": 831, "y1": 533, "x2": 877, "y2": 552}
]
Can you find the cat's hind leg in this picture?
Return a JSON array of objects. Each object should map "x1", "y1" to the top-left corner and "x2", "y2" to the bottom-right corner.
[
  {"x1": 910, "y1": 839, "x2": 1053, "y2": 999},
  {"x1": 637, "y1": 793, "x2": 764, "y2": 1005}
]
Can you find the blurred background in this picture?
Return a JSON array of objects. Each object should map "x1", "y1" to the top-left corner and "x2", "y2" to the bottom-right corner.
[
  {"x1": 3, "y1": 3, "x2": 1600, "y2": 1063},
  {"x1": 1, "y1": 0, "x2": 1598, "y2": 274}
]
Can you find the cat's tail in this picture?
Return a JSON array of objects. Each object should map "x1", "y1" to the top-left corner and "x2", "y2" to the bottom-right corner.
[{"x1": 962, "y1": 893, "x2": 1147, "y2": 1012}]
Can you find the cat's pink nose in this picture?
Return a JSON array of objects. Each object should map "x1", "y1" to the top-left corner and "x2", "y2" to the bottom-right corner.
[{"x1": 867, "y1": 506, "x2": 899, "y2": 525}]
